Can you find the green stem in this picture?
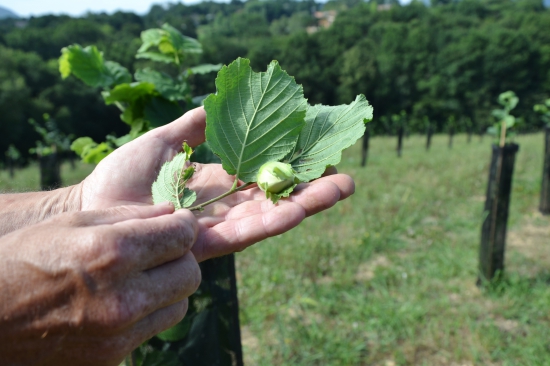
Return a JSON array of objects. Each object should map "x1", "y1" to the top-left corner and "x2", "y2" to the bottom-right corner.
[
  {"x1": 188, "y1": 182, "x2": 254, "y2": 211},
  {"x1": 114, "y1": 101, "x2": 126, "y2": 112}
]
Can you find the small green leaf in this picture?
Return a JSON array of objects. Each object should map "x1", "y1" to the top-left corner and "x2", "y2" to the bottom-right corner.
[
  {"x1": 504, "y1": 115, "x2": 515, "y2": 128},
  {"x1": 102, "y1": 82, "x2": 156, "y2": 104},
  {"x1": 265, "y1": 183, "x2": 298, "y2": 204},
  {"x1": 82, "y1": 142, "x2": 113, "y2": 164},
  {"x1": 136, "y1": 51, "x2": 175, "y2": 64},
  {"x1": 59, "y1": 45, "x2": 129, "y2": 89},
  {"x1": 136, "y1": 24, "x2": 202, "y2": 66},
  {"x1": 186, "y1": 63, "x2": 223, "y2": 76},
  {"x1": 204, "y1": 58, "x2": 307, "y2": 183},
  {"x1": 138, "y1": 28, "x2": 167, "y2": 53},
  {"x1": 487, "y1": 126, "x2": 498, "y2": 135},
  {"x1": 70, "y1": 137, "x2": 95, "y2": 156},
  {"x1": 104, "y1": 61, "x2": 132, "y2": 85},
  {"x1": 135, "y1": 68, "x2": 189, "y2": 101},
  {"x1": 106, "y1": 134, "x2": 132, "y2": 147},
  {"x1": 156, "y1": 318, "x2": 191, "y2": 342},
  {"x1": 152, "y1": 144, "x2": 196, "y2": 209},
  {"x1": 288, "y1": 94, "x2": 373, "y2": 182},
  {"x1": 162, "y1": 23, "x2": 202, "y2": 54}
]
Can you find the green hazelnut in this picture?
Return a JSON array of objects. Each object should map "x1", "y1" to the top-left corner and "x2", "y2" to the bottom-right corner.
[{"x1": 257, "y1": 161, "x2": 296, "y2": 194}]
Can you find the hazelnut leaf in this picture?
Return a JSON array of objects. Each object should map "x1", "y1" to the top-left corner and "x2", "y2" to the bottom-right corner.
[
  {"x1": 204, "y1": 57, "x2": 307, "y2": 183},
  {"x1": 287, "y1": 94, "x2": 373, "y2": 182},
  {"x1": 151, "y1": 142, "x2": 196, "y2": 209}
]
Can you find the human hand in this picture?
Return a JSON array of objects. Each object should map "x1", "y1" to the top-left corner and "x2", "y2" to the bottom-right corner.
[
  {"x1": 0, "y1": 204, "x2": 200, "y2": 366},
  {"x1": 78, "y1": 107, "x2": 355, "y2": 262}
]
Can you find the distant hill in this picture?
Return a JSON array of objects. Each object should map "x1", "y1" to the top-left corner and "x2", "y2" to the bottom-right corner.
[{"x1": 0, "y1": 6, "x2": 18, "y2": 19}]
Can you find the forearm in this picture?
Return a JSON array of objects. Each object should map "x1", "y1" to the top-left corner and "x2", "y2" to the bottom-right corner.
[{"x1": 0, "y1": 184, "x2": 81, "y2": 236}]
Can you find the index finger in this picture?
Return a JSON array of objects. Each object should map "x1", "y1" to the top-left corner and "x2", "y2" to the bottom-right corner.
[{"x1": 108, "y1": 209, "x2": 199, "y2": 271}]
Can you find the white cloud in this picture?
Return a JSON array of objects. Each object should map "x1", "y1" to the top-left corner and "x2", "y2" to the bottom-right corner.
[{"x1": 0, "y1": 0, "x2": 216, "y2": 18}]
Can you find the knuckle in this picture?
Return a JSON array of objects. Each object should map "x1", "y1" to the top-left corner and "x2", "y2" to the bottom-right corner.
[
  {"x1": 80, "y1": 229, "x2": 125, "y2": 273},
  {"x1": 96, "y1": 294, "x2": 137, "y2": 330}
]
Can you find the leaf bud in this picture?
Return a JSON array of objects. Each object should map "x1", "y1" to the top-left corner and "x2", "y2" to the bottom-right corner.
[{"x1": 257, "y1": 161, "x2": 297, "y2": 194}]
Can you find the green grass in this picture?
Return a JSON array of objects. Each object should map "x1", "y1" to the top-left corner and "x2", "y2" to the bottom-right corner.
[
  {"x1": 236, "y1": 133, "x2": 550, "y2": 366},
  {"x1": 0, "y1": 161, "x2": 94, "y2": 192},
  {"x1": 2, "y1": 135, "x2": 549, "y2": 365}
]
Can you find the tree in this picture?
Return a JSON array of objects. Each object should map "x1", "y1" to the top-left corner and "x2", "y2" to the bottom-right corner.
[{"x1": 60, "y1": 23, "x2": 221, "y2": 163}]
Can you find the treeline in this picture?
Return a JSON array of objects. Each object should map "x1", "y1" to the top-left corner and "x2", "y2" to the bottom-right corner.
[{"x1": 1, "y1": 0, "x2": 549, "y2": 161}]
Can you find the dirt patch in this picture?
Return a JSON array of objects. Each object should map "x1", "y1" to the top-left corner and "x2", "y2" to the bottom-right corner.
[
  {"x1": 493, "y1": 317, "x2": 520, "y2": 334},
  {"x1": 355, "y1": 255, "x2": 391, "y2": 282},
  {"x1": 508, "y1": 223, "x2": 550, "y2": 256},
  {"x1": 507, "y1": 220, "x2": 550, "y2": 275}
]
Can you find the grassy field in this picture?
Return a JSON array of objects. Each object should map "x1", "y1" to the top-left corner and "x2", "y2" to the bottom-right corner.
[
  {"x1": 2, "y1": 134, "x2": 549, "y2": 365},
  {"x1": 236, "y1": 133, "x2": 550, "y2": 366}
]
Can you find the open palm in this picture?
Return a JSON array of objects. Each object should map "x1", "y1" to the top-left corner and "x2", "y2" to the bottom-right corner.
[{"x1": 79, "y1": 107, "x2": 354, "y2": 262}]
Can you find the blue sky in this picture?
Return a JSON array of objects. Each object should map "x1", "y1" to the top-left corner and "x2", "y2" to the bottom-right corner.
[
  {"x1": 1, "y1": 0, "x2": 212, "y2": 18},
  {"x1": 4, "y1": 0, "x2": 547, "y2": 18}
]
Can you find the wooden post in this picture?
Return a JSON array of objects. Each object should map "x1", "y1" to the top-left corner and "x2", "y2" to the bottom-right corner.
[
  {"x1": 175, "y1": 254, "x2": 244, "y2": 366},
  {"x1": 448, "y1": 127, "x2": 454, "y2": 149},
  {"x1": 478, "y1": 143, "x2": 519, "y2": 282},
  {"x1": 540, "y1": 126, "x2": 550, "y2": 214},
  {"x1": 39, "y1": 153, "x2": 62, "y2": 190},
  {"x1": 397, "y1": 126, "x2": 404, "y2": 157},
  {"x1": 426, "y1": 125, "x2": 432, "y2": 151},
  {"x1": 361, "y1": 129, "x2": 370, "y2": 167},
  {"x1": 8, "y1": 158, "x2": 14, "y2": 179}
]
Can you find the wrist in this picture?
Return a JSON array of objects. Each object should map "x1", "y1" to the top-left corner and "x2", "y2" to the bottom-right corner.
[
  {"x1": 44, "y1": 183, "x2": 83, "y2": 216},
  {"x1": 0, "y1": 184, "x2": 82, "y2": 236}
]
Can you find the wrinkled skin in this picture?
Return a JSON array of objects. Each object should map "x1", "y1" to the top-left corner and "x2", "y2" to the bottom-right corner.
[
  {"x1": 0, "y1": 204, "x2": 201, "y2": 366},
  {"x1": 0, "y1": 107, "x2": 355, "y2": 366}
]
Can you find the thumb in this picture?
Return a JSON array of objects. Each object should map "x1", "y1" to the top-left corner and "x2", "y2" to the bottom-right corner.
[
  {"x1": 149, "y1": 107, "x2": 206, "y2": 149},
  {"x1": 78, "y1": 202, "x2": 176, "y2": 226}
]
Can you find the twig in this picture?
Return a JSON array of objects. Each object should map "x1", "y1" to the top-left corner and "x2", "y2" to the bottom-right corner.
[{"x1": 188, "y1": 182, "x2": 255, "y2": 211}]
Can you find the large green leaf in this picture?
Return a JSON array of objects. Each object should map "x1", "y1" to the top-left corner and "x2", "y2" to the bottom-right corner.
[
  {"x1": 151, "y1": 144, "x2": 196, "y2": 209},
  {"x1": 287, "y1": 94, "x2": 373, "y2": 181},
  {"x1": 204, "y1": 58, "x2": 307, "y2": 183},
  {"x1": 59, "y1": 45, "x2": 130, "y2": 88}
]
